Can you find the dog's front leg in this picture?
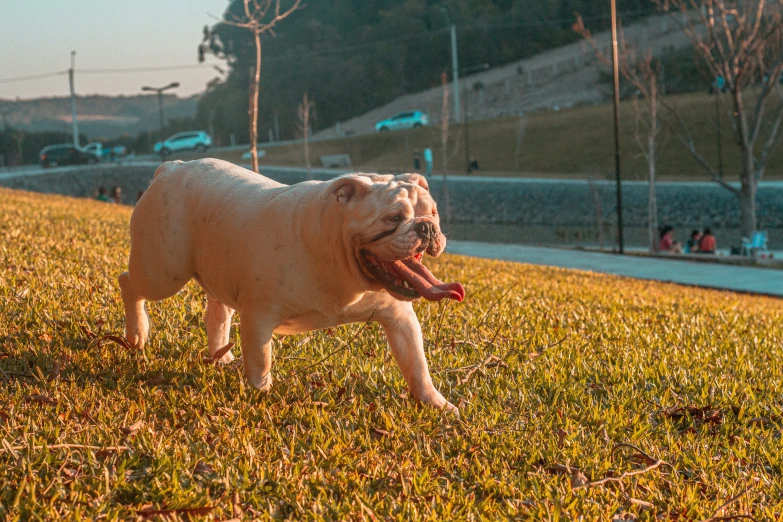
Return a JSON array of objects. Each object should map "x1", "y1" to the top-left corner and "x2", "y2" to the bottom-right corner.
[
  {"x1": 240, "y1": 313, "x2": 275, "y2": 392},
  {"x1": 379, "y1": 307, "x2": 456, "y2": 413}
]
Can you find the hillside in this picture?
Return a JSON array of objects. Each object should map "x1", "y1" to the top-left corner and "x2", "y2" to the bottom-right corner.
[
  {"x1": 314, "y1": 14, "x2": 692, "y2": 138},
  {"x1": 0, "y1": 94, "x2": 198, "y2": 140},
  {"x1": 170, "y1": 91, "x2": 779, "y2": 181}
]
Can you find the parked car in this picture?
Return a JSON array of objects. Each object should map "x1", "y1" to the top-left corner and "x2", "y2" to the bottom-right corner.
[
  {"x1": 153, "y1": 131, "x2": 212, "y2": 156},
  {"x1": 39, "y1": 144, "x2": 100, "y2": 168},
  {"x1": 374, "y1": 111, "x2": 429, "y2": 132},
  {"x1": 84, "y1": 142, "x2": 128, "y2": 161}
]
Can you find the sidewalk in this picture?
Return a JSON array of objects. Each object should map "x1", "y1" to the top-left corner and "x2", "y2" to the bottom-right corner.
[{"x1": 447, "y1": 241, "x2": 783, "y2": 297}]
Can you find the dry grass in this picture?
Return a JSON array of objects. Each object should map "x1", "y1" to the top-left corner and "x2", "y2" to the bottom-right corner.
[{"x1": 1, "y1": 187, "x2": 782, "y2": 520}]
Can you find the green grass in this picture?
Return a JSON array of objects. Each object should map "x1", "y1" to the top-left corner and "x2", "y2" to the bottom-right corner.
[
  {"x1": 1, "y1": 188, "x2": 782, "y2": 520},
  {"x1": 173, "y1": 90, "x2": 783, "y2": 181}
]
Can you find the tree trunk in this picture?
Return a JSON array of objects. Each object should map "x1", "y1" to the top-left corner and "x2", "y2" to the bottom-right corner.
[
  {"x1": 733, "y1": 88, "x2": 757, "y2": 238},
  {"x1": 249, "y1": 30, "x2": 261, "y2": 173},
  {"x1": 740, "y1": 150, "x2": 757, "y2": 238}
]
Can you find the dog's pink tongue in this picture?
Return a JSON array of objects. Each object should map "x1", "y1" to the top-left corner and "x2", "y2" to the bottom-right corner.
[{"x1": 391, "y1": 258, "x2": 465, "y2": 302}]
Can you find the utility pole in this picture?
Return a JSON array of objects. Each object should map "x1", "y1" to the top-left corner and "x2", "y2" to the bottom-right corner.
[
  {"x1": 69, "y1": 51, "x2": 80, "y2": 147},
  {"x1": 610, "y1": 0, "x2": 624, "y2": 254},
  {"x1": 440, "y1": 7, "x2": 460, "y2": 122},
  {"x1": 141, "y1": 82, "x2": 180, "y2": 157}
]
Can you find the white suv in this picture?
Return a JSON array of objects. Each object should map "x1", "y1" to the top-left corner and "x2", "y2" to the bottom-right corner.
[{"x1": 154, "y1": 131, "x2": 212, "y2": 156}]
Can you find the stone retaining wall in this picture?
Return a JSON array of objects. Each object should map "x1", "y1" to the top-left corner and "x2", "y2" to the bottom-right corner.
[{"x1": 2, "y1": 163, "x2": 781, "y2": 248}]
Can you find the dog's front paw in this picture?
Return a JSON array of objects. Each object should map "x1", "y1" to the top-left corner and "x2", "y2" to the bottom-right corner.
[{"x1": 245, "y1": 369, "x2": 273, "y2": 392}]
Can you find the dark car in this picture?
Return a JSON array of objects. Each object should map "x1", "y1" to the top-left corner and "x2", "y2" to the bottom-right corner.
[{"x1": 39, "y1": 144, "x2": 99, "y2": 168}]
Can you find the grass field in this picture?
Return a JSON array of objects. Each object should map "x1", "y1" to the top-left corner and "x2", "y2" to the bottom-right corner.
[
  {"x1": 172, "y1": 90, "x2": 783, "y2": 181},
  {"x1": 1, "y1": 188, "x2": 782, "y2": 520}
]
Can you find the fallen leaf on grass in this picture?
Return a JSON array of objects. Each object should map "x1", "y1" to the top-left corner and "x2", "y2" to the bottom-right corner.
[
  {"x1": 218, "y1": 407, "x2": 239, "y2": 416},
  {"x1": 570, "y1": 469, "x2": 589, "y2": 488},
  {"x1": 24, "y1": 394, "x2": 57, "y2": 406},
  {"x1": 143, "y1": 372, "x2": 168, "y2": 387},
  {"x1": 121, "y1": 420, "x2": 144, "y2": 435},
  {"x1": 136, "y1": 505, "x2": 215, "y2": 519},
  {"x1": 100, "y1": 334, "x2": 133, "y2": 351},
  {"x1": 47, "y1": 361, "x2": 61, "y2": 381},
  {"x1": 371, "y1": 428, "x2": 392, "y2": 438},
  {"x1": 312, "y1": 401, "x2": 329, "y2": 408},
  {"x1": 193, "y1": 461, "x2": 215, "y2": 474},
  {"x1": 202, "y1": 342, "x2": 234, "y2": 364},
  {"x1": 79, "y1": 325, "x2": 97, "y2": 339}
]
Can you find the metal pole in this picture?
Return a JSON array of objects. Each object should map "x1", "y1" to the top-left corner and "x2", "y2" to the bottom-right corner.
[
  {"x1": 464, "y1": 86, "x2": 471, "y2": 173},
  {"x1": 450, "y1": 24, "x2": 460, "y2": 122},
  {"x1": 157, "y1": 90, "x2": 165, "y2": 142},
  {"x1": 69, "y1": 51, "x2": 80, "y2": 147},
  {"x1": 610, "y1": 0, "x2": 624, "y2": 254}
]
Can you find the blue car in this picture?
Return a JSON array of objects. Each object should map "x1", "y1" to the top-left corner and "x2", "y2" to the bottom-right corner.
[{"x1": 375, "y1": 111, "x2": 429, "y2": 132}]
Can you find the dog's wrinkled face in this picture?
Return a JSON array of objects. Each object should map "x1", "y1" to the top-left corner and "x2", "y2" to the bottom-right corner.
[{"x1": 322, "y1": 173, "x2": 464, "y2": 302}]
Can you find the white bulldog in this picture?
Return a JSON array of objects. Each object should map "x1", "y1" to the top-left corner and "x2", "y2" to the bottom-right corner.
[{"x1": 119, "y1": 159, "x2": 464, "y2": 411}]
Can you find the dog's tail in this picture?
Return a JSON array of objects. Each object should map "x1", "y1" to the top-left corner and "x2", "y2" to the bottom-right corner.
[{"x1": 153, "y1": 160, "x2": 184, "y2": 180}]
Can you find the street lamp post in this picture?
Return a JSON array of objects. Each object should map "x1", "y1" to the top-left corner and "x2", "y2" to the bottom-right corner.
[
  {"x1": 439, "y1": 7, "x2": 460, "y2": 122},
  {"x1": 141, "y1": 82, "x2": 180, "y2": 157},
  {"x1": 69, "y1": 51, "x2": 80, "y2": 147},
  {"x1": 610, "y1": 0, "x2": 625, "y2": 254}
]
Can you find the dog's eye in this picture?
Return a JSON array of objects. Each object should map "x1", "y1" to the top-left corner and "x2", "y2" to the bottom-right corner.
[{"x1": 388, "y1": 214, "x2": 403, "y2": 223}]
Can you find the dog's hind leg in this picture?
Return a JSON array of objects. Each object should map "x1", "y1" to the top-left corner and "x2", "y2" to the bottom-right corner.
[
  {"x1": 119, "y1": 271, "x2": 150, "y2": 349},
  {"x1": 205, "y1": 296, "x2": 235, "y2": 363}
]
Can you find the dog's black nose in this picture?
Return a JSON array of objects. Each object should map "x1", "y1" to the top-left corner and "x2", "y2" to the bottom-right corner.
[{"x1": 414, "y1": 221, "x2": 433, "y2": 238}]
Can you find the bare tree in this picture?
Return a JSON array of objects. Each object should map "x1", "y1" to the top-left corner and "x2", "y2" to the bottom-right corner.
[
  {"x1": 200, "y1": 0, "x2": 303, "y2": 173},
  {"x1": 654, "y1": 0, "x2": 783, "y2": 237},
  {"x1": 575, "y1": 17, "x2": 662, "y2": 252},
  {"x1": 296, "y1": 92, "x2": 313, "y2": 180}
]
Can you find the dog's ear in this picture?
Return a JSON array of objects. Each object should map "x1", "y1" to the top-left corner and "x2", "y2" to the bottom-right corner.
[
  {"x1": 396, "y1": 173, "x2": 429, "y2": 192},
  {"x1": 320, "y1": 175, "x2": 374, "y2": 204}
]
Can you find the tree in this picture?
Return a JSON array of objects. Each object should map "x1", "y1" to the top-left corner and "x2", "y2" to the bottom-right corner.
[
  {"x1": 200, "y1": 0, "x2": 302, "y2": 173},
  {"x1": 296, "y1": 92, "x2": 313, "y2": 180},
  {"x1": 575, "y1": 16, "x2": 663, "y2": 252},
  {"x1": 654, "y1": 0, "x2": 783, "y2": 237}
]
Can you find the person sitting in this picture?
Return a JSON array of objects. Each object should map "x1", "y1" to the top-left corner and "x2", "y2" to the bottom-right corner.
[
  {"x1": 659, "y1": 225, "x2": 683, "y2": 254},
  {"x1": 110, "y1": 186, "x2": 122, "y2": 204},
  {"x1": 684, "y1": 230, "x2": 701, "y2": 253},
  {"x1": 95, "y1": 186, "x2": 112, "y2": 203},
  {"x1": 698, "y1": 227, "x2": 717, "y2": 254}
]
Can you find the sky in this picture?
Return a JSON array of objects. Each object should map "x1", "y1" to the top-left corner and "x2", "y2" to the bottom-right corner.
[{"x1": 0, "y1": 0, "x2": 231, "y2": 100}]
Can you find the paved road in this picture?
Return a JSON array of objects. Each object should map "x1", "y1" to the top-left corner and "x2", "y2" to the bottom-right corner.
[{"x1": 447, "y1": 241, "x2": 783, "y2": 297}]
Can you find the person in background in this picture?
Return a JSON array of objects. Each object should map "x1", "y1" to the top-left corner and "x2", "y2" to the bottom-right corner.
[
  {"x1": 95, "y1": 187, "x2": 112, "y2": 203},
  {"x1": 659, "y1": 225, "x2": 683, "y2": 253},
  {"x1": 110, "y1": 186, "x2": 122, "y2": 204},
  {"x1": 698, "y1": 227, "x2": 717, "y2": 254},
  {"x1": 684, "y1": 229, "x2": 701, "y2": 253},
  {"x1": 423, "y1": 147, "x2": 433, "y2": 177}
]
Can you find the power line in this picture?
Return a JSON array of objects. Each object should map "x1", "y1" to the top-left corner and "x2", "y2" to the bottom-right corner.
[
  {"x1": 79, "y1": 64, "x2": 215, "y2": 74},
  {"x1": 0, "y1": 70, "x2": 67, "y2": 84}
]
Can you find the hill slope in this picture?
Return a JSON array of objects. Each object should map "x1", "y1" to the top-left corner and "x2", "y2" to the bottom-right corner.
[
  {"x1": 314, "y1": 14, "x2": 691, "y2": 138},
  {"x1": 0, "y1": 94, "x2": 198, "y2": 140}
]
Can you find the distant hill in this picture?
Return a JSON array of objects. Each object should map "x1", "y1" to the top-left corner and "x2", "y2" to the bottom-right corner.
[{"x1": 0, "y1": 94, "x2": 198, "y2": 141}]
